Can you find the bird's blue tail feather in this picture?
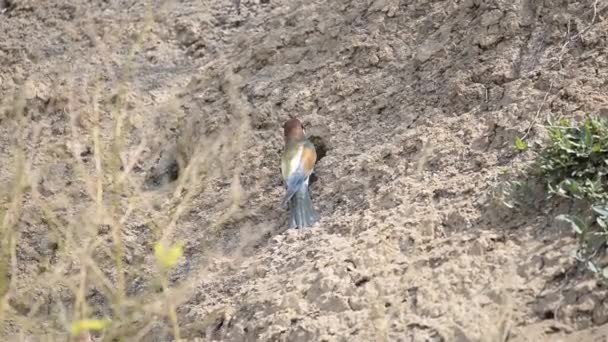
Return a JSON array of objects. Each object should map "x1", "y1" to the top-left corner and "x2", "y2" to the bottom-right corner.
[
  {"x1": 288, "y1": 184, "x2": 318, "y2": 229},
  {"x1": 281, "y1": 169, "x2": 306, "y2": 208}
]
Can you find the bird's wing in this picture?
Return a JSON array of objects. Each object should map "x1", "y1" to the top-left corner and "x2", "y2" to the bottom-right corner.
[
  {"x1": 281, "y1": 142, "x2": 316, "y2": 206},
  {"x1": 281, "y1": 166, "x2": 308, "y2": 207},
  {"x1": 280, "y1": 140, "x2": 317, "y2": 207},
  {"x1": 281, "y1": 143, "x2": 303, "y2": 182}
]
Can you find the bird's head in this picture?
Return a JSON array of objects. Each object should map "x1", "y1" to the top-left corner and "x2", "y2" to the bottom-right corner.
[{"x1": 283, "y1": 118, "x2": 305, "y2": 142}]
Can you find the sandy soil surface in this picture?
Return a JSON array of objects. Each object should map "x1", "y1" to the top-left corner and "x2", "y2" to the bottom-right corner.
[{"x1": 2, "y1": 0, "x2": 608, "y2": 341}]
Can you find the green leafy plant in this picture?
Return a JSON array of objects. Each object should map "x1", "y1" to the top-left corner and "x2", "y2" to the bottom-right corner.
[
  {"x1": 536, "y1": 116, "x2": 608, "y2": 278},
  {"x1": 556, "y1": 204, "x2": 608, "y2": 279},
  {"x1": 498, "y1": 116, "x2": 608, "y2": 279},
  {"x1": 538, "y1": 116, "x2": 608, "y2": 202}
]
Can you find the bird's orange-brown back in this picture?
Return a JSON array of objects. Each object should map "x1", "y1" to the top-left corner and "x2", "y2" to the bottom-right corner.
[{"x1": 301, "y1": 145, "x2": 317, "y2": 174}]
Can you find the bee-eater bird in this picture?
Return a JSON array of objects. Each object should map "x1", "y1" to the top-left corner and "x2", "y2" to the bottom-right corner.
[{"x1": 280, "y1": 118, "x2": 319, "y2": 229}]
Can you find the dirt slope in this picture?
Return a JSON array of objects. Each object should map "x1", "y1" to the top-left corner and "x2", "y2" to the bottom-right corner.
[{"x1": 1, "y1": 0, "x2": 608, "y2": 341}]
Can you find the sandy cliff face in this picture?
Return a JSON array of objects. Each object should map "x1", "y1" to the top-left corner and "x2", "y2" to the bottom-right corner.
[{"x1": 1, "y1": 0, "x2": 608, "y2": 341}]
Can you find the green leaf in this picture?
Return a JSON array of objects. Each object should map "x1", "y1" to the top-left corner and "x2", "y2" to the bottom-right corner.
[
  {"x1": 588, "y1": 261, "x2": 600, "y2": 274},
  {"x1": 70, "y1": 318, "x2": 111, "y2": 336},
  {"x1": 154, "y1": 241, "x2": 184, "y2": 269},
  {"x1": 555, "y1": 214, "x2": 586, "y2": 235},
  {"x1": 583, "y1": 126, "x2": 593, "y2": 148},
  {"x1": 563, "y1": 179, "x2": 582, "y2": 196},
  {"x1": 592, "y1": 205, "x2": 608, "y2": 217},
  {"x1": 514, "y1": 136, "x2": 528, "y2": 151}
]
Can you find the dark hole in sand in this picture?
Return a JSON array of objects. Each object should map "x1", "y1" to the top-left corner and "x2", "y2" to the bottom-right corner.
[
  {"x1": 308, "y1": 134, "x2": 328, "y2": 185},
  {"x1": 0, "y1": 0, "x2": 14, "y2": 12},
  {"x1": 308, "y1": 135, "x2": 328, "y2": 161},
  {"x1": 143, "y1": 157, "x2": 180, "y2": 190}
]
